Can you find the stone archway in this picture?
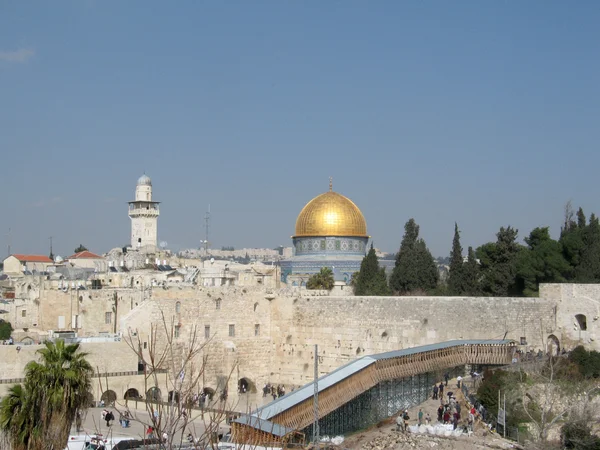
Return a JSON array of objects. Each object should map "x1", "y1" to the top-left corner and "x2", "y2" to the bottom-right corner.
[
  {"x1": 203, "y1": 387, "x2": 215, "y2": 401},
  {"x1": 101, "y1": 390, "x2": 117, "y2": 406},
  {"x1": 124, "y1": 388, "x2": 140, "y2": 400},
  {"x1": 238, "y1": 377, "x2": 256, "y2": 394},
  {"x1": 547, "y1": 334, "x2": 560, "y2": 356},
  {"x1": 146, "y1": 387, "x2": 162, "y2": 402}
]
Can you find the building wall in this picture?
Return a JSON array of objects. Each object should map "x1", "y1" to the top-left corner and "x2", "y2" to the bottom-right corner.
[
  {"x1": 3, "y1": 256, "x2": 22, "y2": 275},
  {"x1": 540, "y1": 283, "x2": 600, "y2": 351}
]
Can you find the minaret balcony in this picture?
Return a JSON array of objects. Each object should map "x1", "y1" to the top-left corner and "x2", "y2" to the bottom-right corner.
[{"x1": 128, "y1": 207, "x2": 160, "y2": 217}]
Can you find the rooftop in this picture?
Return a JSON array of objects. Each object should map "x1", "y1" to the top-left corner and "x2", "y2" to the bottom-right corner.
[
  {"x1": 67, "y1": 251, "x2": 103, "y2": 260},
  {"x1": 10, "y1": 254, "x2": 53, "y2": 263}
]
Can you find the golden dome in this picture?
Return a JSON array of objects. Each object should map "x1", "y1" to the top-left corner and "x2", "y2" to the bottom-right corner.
[{"x1": 294, "y1": 190, "x2": 367, "y2": 238}]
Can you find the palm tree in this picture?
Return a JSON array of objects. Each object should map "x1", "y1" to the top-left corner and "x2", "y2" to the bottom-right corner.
[
  {"x1": 306, "y1": 267, "x2": 335, "y2": 290},
  {"x1": 0, "y1": 340, "x2": 93, "y2": 450}
]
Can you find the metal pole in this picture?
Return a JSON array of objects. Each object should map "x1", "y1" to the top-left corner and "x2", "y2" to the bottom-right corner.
[
  {"x1": 503, "y1": 393, "x2": 506, "y2": 439},
  {"x1": 313, "y1": 344, "x2": 319, "y2": 446}
]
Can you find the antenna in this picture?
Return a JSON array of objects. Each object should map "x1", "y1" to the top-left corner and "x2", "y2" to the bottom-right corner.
[
  {"x1": 49, "y1": 236, "x2": 54, "y2": 260},
  {"x1": 204, "y1": 204, "x2": 211, "y2": 253},
  {"x1": 7, "y1": 227, "x2": 11, "y2": 257}
]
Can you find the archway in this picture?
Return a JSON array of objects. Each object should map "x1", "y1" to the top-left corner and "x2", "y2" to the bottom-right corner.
[
  {"x1": 168, "y1": 390, "x2": 180, "y2": 403},
  {"x1": 237, "y1": 377, "x2": 256, "y2": 394},
  {"x1": 124, "y1": 388, "x2": 140, "y2": 400},
  {"x1": 100, "y1": 390, "x2": 117, "y2": 406},
  {"x1": 146, "y1": 387, "x2": 162, "y2": 402},
  {"x1": 547, "y1": 334, "x2": 560, "y2": 356},
  {"x1": 202, "y1": 387, "x2": 215, "y2": 401},
  {"x1": 575, "y1": 314, "x2": 587, "y2": 331}
]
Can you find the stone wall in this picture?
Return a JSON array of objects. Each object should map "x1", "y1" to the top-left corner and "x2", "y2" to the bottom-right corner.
[
  {"x1": 269, "y1": 294, "x2": 558, "y2": 386},
  {"x1": 540, "y1": 283, "x2": 600, "y2": 351}
]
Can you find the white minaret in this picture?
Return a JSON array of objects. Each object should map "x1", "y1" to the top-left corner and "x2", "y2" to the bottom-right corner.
[{"x1": 128, "y1": 174, "x2": 160, "y2": 250}]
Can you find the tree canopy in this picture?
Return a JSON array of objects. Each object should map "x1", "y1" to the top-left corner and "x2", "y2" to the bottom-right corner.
[
  {"x1": 0, "y1": 320, "x2": 13, "y2": 340},
  {"x1": 0, "y1": 340, "x2": 93, "y2": 450},
  {"x1": 447, "y1": 223, "x2": 467, "y2": 295},
  {"x1": 354, "y1": 245, "x2": 390, "y2": 296},
  {"x1": 306, "y1": 267, "x2": 334, "y2": 290},
  {"x1": 390, "y1": 219, "x2": 439, "y2": 294},
  {"x1": 477, "y1": 226, "x2": 522, "y2": 297},
  {"x1": 73, "y1": 244, "x2": 88, "y2": 253}
]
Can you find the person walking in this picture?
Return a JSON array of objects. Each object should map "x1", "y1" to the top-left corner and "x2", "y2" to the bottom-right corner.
[
  {"x1": 425, "y1": 412, "x2": 431, "y2": 425},
  {"x1": 432, "y1": 384, "x2": 438, "y2": 400},
  {"x1": 418, "y1": 409, "x2": 423, "y2": 426},
  {"x1": 444, "y1": 372, "x2": 449, "y2": 386}
]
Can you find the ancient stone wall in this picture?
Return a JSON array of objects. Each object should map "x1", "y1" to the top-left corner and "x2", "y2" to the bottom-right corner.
[
  {"x1": 269, "y1": 294, "x2": 558, "y2": 386},
  {"x1": 540, "y1": 283, "x2": 600, "y2": 351}
]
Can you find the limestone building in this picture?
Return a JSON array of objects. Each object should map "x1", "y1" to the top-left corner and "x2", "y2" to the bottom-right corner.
[
  {"x1": 280, "y1": 181, "x2": 369, "y2": 285},
  {"x1": 128, "y1": 174, "x2": 160, "y2": 251}
]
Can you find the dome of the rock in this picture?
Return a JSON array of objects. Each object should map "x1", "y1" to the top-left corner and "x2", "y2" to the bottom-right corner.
[{"x1": 294, "y1": 191, "x2": 367, "y2": 238}]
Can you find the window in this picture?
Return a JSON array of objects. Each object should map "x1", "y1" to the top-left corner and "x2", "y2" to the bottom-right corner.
[
  {"x1": 105, "y1": 312, "x2": 112, "y2": 324},
  {"x1": 520, "y1": 337, "x2": 527, "y2": 345},
  {"x1": 21, "y1": 309, "x2": 26, "y2": 317},
  {"x1": 174, "y1": 326, "x2": 180, "y2": 338},
  {"x1": 575, "y1": 314, "x2": 587, "y2": 331},
  {"x1": 216, "y1": 299, "x2": 221, "y2": 310},
  {"x1": 143, "y1": 342, "x2": 147, "y2": 349},
  {"x1": 228, "y1": 324, "x2": 235, "y2": 337},
  {"x1": 205, "y1": 325, "x2": 210, "y2": 339},
  {"x1": 175, "y1": 301, "x2": 181, "y2": 314},
  {"x1": 255, "y1": 324, "x2": 260, "y2": 336}
]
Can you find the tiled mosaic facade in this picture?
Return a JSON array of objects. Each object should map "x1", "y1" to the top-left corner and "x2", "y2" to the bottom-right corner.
[{"x1": 281, "y1": 236, "x2": 368, "y2": 284}]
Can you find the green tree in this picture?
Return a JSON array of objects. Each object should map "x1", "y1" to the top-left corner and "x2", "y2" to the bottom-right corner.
[
  {"x1": 559, "y1": 204, "x2": 586, "y2": 277},
  {"x1": 515, "y1": 227, "x2": 572, "y2": 296},
  {"x1": 0, "y1": 320, "x2": 13, "y2": 340},
  {"x1": 463, "y1": 246, "x2": 480, "y2": 296},
  {"x1": 390, "y1": 219, "x2": 439, "y2": 294},
  {"x1": 306, "y1": 267, "x2": 334, "y2": 290},
  {"x1": 575, "y1": 213, "x2": 600, "y2": 282},
  {"x1": 0, "y1": 340, "x2": 93, "y2": 450},
  {"x1": 354, "y1": 246, "x2": 391, "y2": 296},
  {"x1": 477, "y1": 226, "x2": 521, "y2": 297},
  {"x1": 73, "y1": 244, "x2": 88, "y2": 254},
  {"x1": 448, "y1": 223, "x2": 466, "y2": 295}
]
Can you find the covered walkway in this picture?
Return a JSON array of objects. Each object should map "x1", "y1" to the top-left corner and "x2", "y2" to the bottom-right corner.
[{"x1": 232, "y1": 339, "x2": 516, "y2": 444}]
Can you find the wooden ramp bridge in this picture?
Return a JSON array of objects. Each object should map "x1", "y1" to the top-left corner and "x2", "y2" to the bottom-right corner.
[{"x1": 232, "y1": 339, "x2": 516, "y2": 445}]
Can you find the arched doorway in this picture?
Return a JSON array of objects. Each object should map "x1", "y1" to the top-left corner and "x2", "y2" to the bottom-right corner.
[
  {"x1": 202, "y1": 387, "x2": 215, "y2": 401},
  {"x1": 168, "y1": 391, "x2": 180, "y2": 403},
  {"x1": 124, "y1": 388, "x2": 140, "y2": 400},
  {"x1": 146, "y1": 387, "x2": 162, "y2": 402},
  {"x1": 547, "y1": 334, "x2": 560, "y2": 356},
  {"x1": 237, "y1": 377, "x2": 256, "y2": 394},
  {"x1": 100, "y1": 390, "x2": 117, "y2": 406}
]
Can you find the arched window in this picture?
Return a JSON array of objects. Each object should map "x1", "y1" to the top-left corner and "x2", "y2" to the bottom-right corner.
[
  {"x1": 175, "y1": 301, "x2": 181, "y2": 314},
  {"x1": 575, "y1": 314, "x2": 587, "y2": 331}
]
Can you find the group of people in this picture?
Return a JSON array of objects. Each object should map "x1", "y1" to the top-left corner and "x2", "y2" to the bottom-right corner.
[
  {"x1": 396, "y1": 376, "x2": 479, "y2": 434},
  {"x1": 262, "y1": 383, "x2": 286, "y2": 400}
]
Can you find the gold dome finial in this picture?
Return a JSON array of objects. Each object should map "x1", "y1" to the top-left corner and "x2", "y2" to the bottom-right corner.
[{"x1": 329, "y1": 176, "x2": 333, "y2": 192}]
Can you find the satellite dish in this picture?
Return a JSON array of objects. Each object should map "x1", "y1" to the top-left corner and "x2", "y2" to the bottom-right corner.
[
  {"x1": 210, "y1": 258, "x2": 215, "y2": 264},
  {"x1": 160, "y1": 241, "x2": 168, "y2": 249}
]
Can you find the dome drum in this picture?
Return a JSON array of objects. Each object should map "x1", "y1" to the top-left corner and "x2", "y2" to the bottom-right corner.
[{"x1": 293, "y1": 236, "x2": 368, "y2": 257}]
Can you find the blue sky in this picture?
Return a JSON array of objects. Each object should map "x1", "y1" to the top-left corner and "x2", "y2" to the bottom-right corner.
[{"x1": 1, "y1": 1, "x2": 599, "y2": 258}]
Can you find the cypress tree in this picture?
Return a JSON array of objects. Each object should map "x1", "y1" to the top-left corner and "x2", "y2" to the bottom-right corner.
[
  {"x1": 448, "y1": 222, "x2": 466, "y2": 295},
  {"x1": 354, "y1": 245, "x2": 391, "y2": 296},
  {"x1": 575, "y1": 214, "x2": 600, "y2": 282},
  {"x1": 477, "y1": 226, "x2": 521, "y2": 297},
  {"x1": 463, "y1": 246, "x2": 480, "y2": 296},
  {"x1": 390, "y1": 219, "x2": 439, "y2": 294}
]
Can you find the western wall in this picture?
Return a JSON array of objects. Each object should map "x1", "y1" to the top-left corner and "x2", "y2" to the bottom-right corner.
[{"x1": 2, "y1": 283, "x2": 597, "y2": 410}]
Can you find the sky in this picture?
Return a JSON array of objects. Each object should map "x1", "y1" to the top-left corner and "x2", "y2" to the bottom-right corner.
[{"x1": 1, "y1": 1, "x2": 600, "y2": 258}]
